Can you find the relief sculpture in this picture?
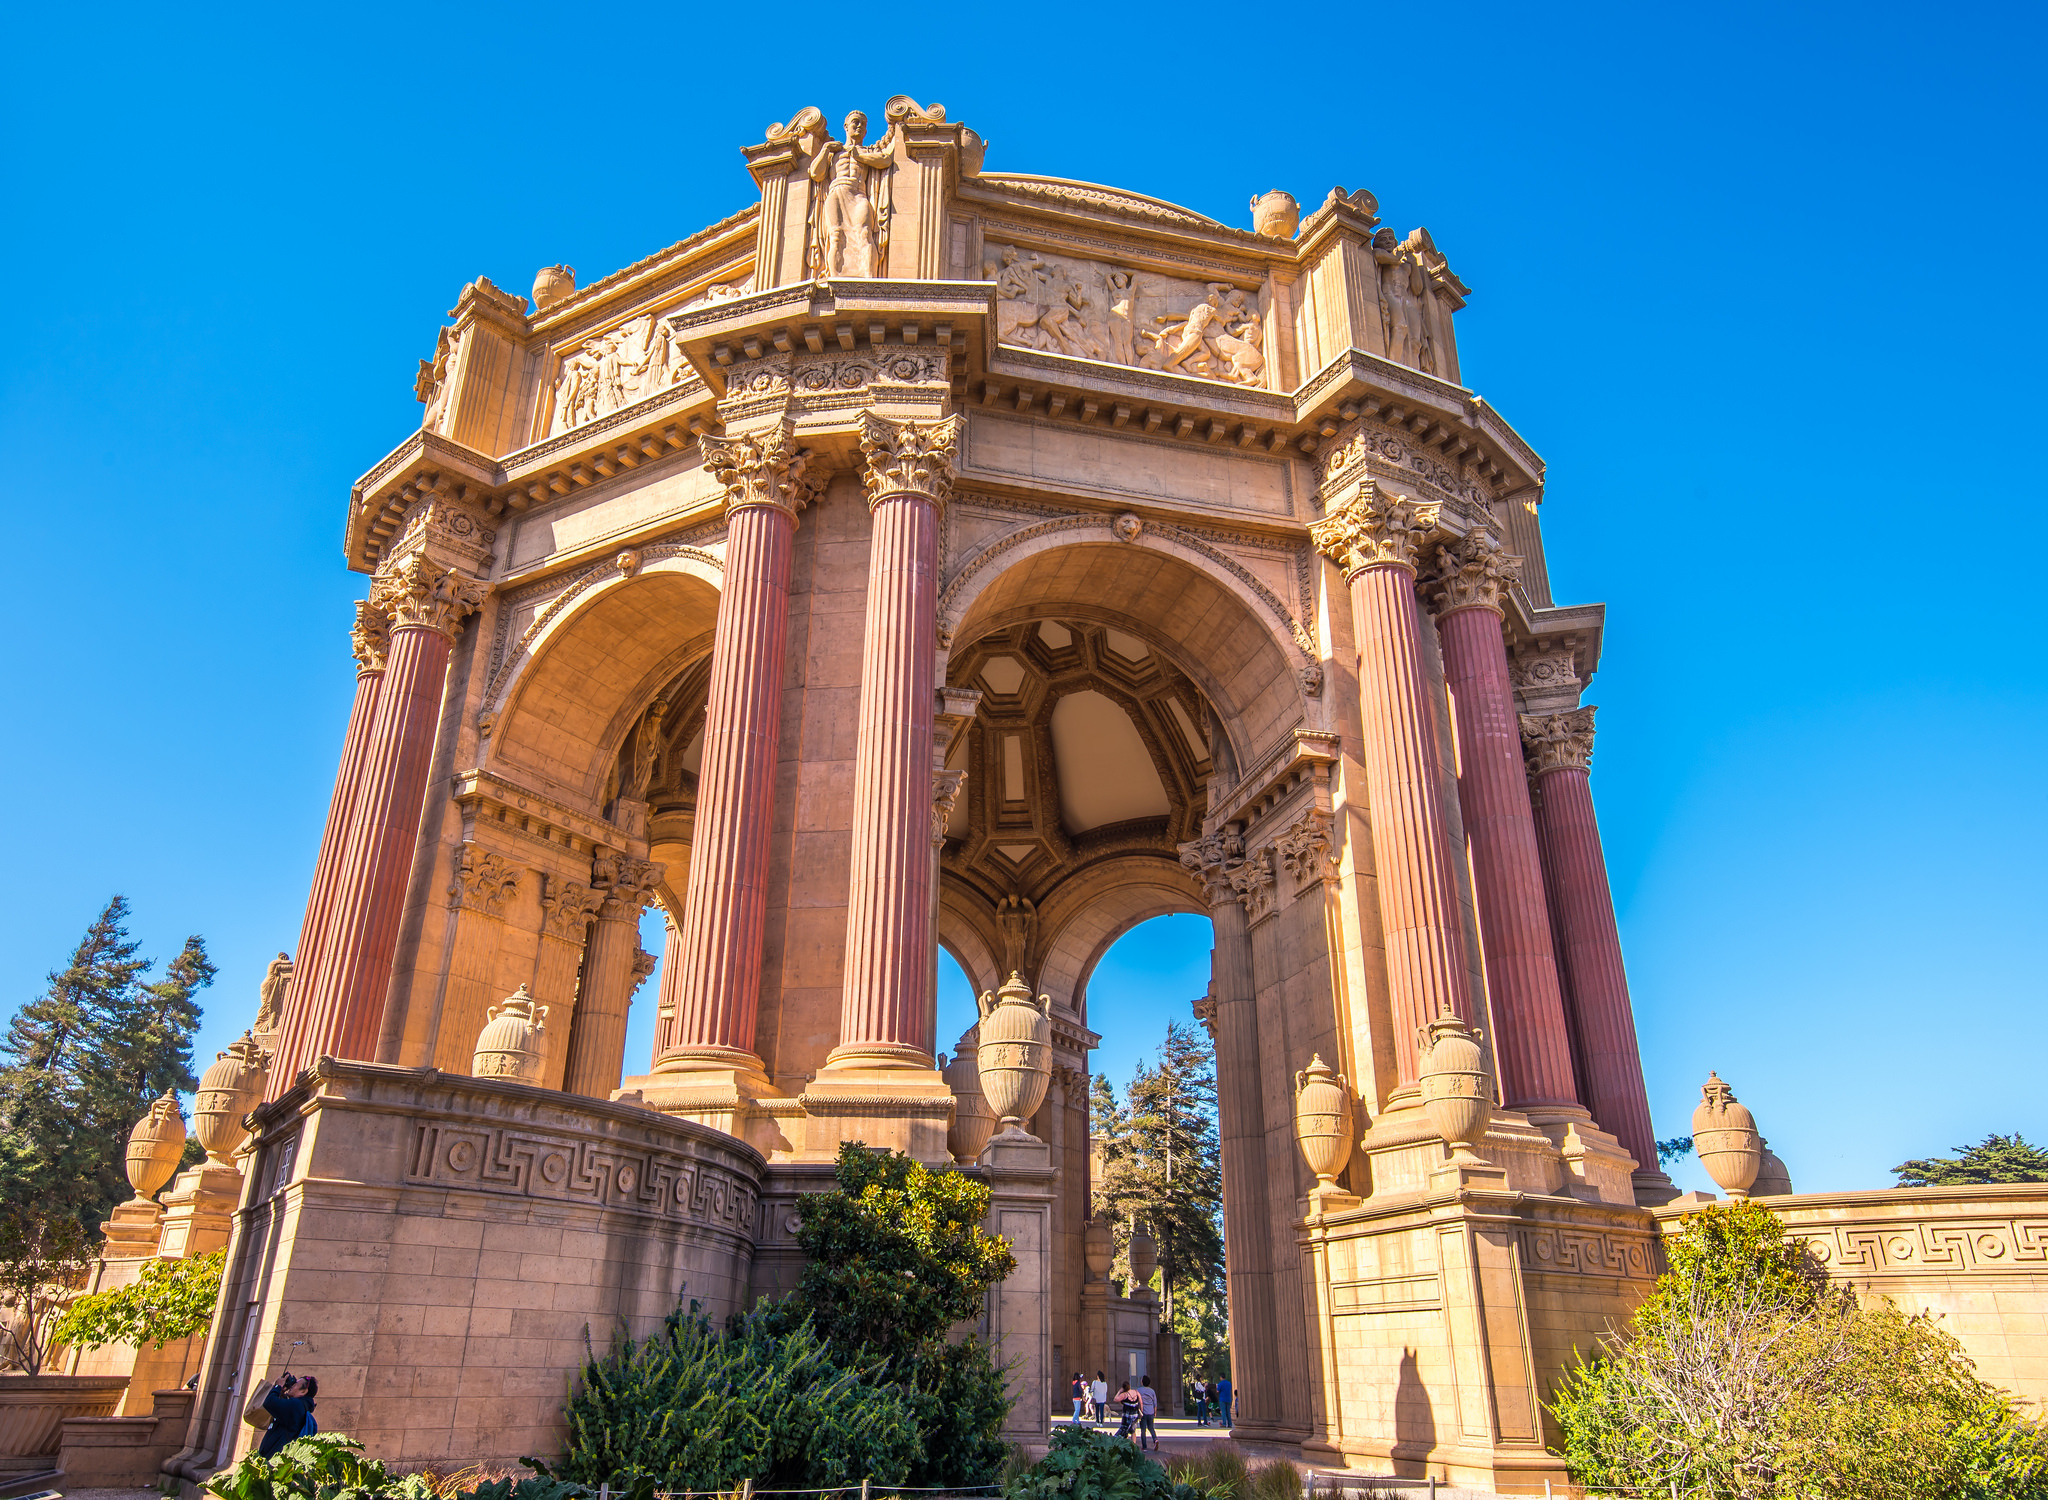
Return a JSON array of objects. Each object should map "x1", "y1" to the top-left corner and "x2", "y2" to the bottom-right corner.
[
  {"x1": 548, "y1": 311, "x2": 689, "y2": 437},
  {"x1": 985, "y1": 244, "x2": 1265, "y2": 388},
  {"x1": 1375, "y1": 227, "x2": 1448, "y2": 376}
]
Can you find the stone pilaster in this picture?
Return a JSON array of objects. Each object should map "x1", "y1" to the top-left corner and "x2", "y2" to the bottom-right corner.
[
  {"x1": 429, "y1": 842, "x2": 524, "y2": 1072},
  {"x1": 1309, "y1": 481, "x2": 1474, "y2": 1090},
  {"x1": 657, "y1": 421, "x2": 814, "y2": 1094},
  {"x1": 532, "y1": 876, "x2": 603, "y2": 1091},
  {"x1": 1522, "y1": 708, "x2": 1674, "y2": 1204},
  {"x1": 1428, "y1": 533, "x2": 1579, "y2": 1111},
  {"x1": 269, "y1": 601, "x2": 388, "y2": 1102},
  {"x1": 564, "y1": 854, "x2": 663, "y2": 1100},
  {"x1": 285, "y1": 556, "x2": 486, "y2": 1085}
]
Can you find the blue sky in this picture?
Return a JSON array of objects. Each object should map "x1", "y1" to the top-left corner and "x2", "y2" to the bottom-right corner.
[{"x1": 3, "y1": 2, "x2": 2041, "y2": 1196}]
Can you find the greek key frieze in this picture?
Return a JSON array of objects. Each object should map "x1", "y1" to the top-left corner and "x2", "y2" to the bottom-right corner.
[
  {"x1": 1518, "y1": 1226, "x2": 1657, "y2": 1280},
  {"x1": 406, "y1": 1122, "x2": 758, "y2": 1234},
  {"x1": 1792, "y1": 1218, "x2": 2048, "y2": 1275}
]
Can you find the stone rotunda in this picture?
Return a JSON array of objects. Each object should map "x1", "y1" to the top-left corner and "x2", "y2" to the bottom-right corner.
[{"x1": 174, "y1": 98, "x2": 1682, "y2": 1491}]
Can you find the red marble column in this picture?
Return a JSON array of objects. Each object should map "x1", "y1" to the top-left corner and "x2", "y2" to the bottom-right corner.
[
  {"x1": 282, "y1": 556, "x2": 485, "y2": 1088},
  {"x1": 1310, "y1": 481, "x2": 1473, "y2": 1088},
  {"x1": 656, "y1": 424, "x2": 810, "y2": 1083},
  {"x1": 1523, "y1": 707, "x2": 1658, "y2": 1171},
  {"x1": 832, "y1": 414, "x2": 960, "y2": 1070},
  {"x1": 1431, "y1": 532, "x2": 1580, "y2": 1110},
  {"x1": 651, "y1": 912, "x2": 683, "y2": 1059},
  {"x1": 268, "y1": 602, "x2": 387, "y2": 1101},
  {"x1": 564, "y1": 856, "x2": 661, "y2": 1098}
]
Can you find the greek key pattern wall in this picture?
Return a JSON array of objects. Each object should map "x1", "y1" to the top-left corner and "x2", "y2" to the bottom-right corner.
[
  {"x1": 1791, "y1": 1218, "x2": 2048, "y2": 1275},
  {"x1": 406, "y1": 1122, "x2": 758, "y2": 1234},
  {"x1": 1517, "y1": 1225, "x2": 1658, "y2": 1280}
]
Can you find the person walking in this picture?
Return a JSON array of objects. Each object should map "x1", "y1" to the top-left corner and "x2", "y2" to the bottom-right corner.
[
  {"x1": 1137, "y1": 1375, "x2": 1159, "y2": 1450},
  {"x1": 1091, "y1": 1371, "x2": 1109, "y2": 1424},
  {"x1": 1071, "y1": 1371, "x2": 1087, "y2": 1423},
  {"x1": 1115, "y1": 1378, "x2": 1142, "y2": 1444},
  {"x1": 256, "y1": 1373, "x2": 318, "y2": 1457},
  {"x1": 1217, "y1": 1375, "x2": 1232, "y2": 1428},
  {"x1": 1193, "y1": 1376, "x2": 1209, "y2": 1426}
]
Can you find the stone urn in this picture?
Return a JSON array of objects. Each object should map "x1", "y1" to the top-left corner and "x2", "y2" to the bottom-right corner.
[
  {"x1": 472, "y1": 985, "x2": 548, "y2": 1082},
  {"x1": 192, "y1": 1031, "x2": 270, "y2": 1166},
  {"x1": 1128, "y1": 1221, "x2": 1158, "y2": 1298},
  {"x1": 1083, "y1": 1215, "x2": 1114, "y2": 1281},
  {"x1": 975, "y1": 971, "x2": 1052, "y2": 1133},
  {"x1": 1250, "y1": 189, "x2": 1301, "y2": 239},
  {"x1": 1293, "y1": 1054, "x2": 1354, "y2": 1192},
  {"x1": 942, "y1": 1029, "x2": 997, "y2": 1164},
  {"x1": 1418, "y1": 1013, "x2": 1494, "y2": 1165},
  {"x1": 532, "y1": 264, "x2": 576, "y2": 310},
  {"x1": 125, "y1": 1092, "x2": 186, "y2": 1202},
  {"x1": 1692, "y1": 1071, "x2": 1761, "y2": 1199}
]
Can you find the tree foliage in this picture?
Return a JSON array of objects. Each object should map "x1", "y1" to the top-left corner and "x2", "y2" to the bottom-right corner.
[
  {"x1": 1548, "y1": 1199, "x2": 2048, "y2": 1498},
  {"x1": 52, "y1": 1247, "x2": 224, "y2": 1352},
  {"x1": 0, "y1": 897, "x2": 212, "y2": 1232},
  {"x1": 0, "y1": 1205, "x2": 97, "y2": 1373},
  {"x1": 1895, "y1": 1133, "x2": 2048, "y2": 1187},
  {"x1": 1091, "y1": 1021, "x2": 1227, "y2": 1376}
]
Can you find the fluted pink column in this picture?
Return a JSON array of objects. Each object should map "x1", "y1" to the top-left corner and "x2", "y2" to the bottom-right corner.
[
  {"x1": 565, "y1": 858, "x2": 662, "y2": 1098},
  {"x1": 832, "y1": 414, "x2": 960, "y2": 1070},
  {"x1": 1310, "y1": 481, "x2": 1473, "y2": 1088},
  {"x1": 269, "y1": 602, "x2": 387, "y2": 1099},
  {"x1": 1432, "y1": 533, "x2": 1579, "y2": 1109},
  {"x1": 657, "y1": 424, "x2": 809, "y2": 1083},
  {"x1": 279, "y1": 556, "x2": 485, "y2": 1092},
  {"x1": 1523, "y1": 708, "x2": 1657, "y2": 1170},
  {"x1": 651, "y1": 913, "x2": 683, "y2": 1059}
]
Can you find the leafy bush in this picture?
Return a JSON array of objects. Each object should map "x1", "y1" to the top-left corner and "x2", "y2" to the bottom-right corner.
[
  {"x1": 204, "y1": 1434, "x2": 434, "y2": 1500},
  {"x1": 1164, "y1": 1444, "x2": 1247, "y2": 1497},
  {"x1": 1004, "y1": 1426, "x2": 1202, "y2": 1500},
  {"x1": 0, "y1": 1205, "x2": 94, "y2": 1372},
  {"x1": 54, "y1": 1247, "x2": 224, "y2": 1351},
  {"x1": 1548, "y1": 1199, "x2": 2048, "y2": 1498}
]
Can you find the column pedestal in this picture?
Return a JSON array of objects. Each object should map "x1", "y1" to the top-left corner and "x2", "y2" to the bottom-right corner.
[{"x1": 982, "y1": 1131, "x2": 1057, "y2": 1453}]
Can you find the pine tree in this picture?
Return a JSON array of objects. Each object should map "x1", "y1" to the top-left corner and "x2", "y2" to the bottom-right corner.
[
  {"x1": 1893, "y1": 1133, "x2": 2048, "y2": 1186},
  {"x1": 0, "y1": 899, "x2": 211, "y2": 1232}
]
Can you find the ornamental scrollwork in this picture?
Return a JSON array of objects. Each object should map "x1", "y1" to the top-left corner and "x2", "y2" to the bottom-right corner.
[
  {"x1": 1308, "y1": 479, "x2": 1439, "y2": 577},
  {"x1": 351, "y1": 599, "x2": 390, "y2": 674},
  {"x1": 1431, "y1": 531, "x2": 1521, "y2": 618},
  {"x1": 371, "y1": 554, "x2": 490, "y2": 640},
  {"x1": 1521, "y1": 706, "x2": 1597, "y2": 775},
  {"x1": 700, "y1": 420, "x2": 819, "y2": 520},
  {"x1": 449, "y1": 842, "x2": 523, "y2": 918},
  {"x1": 1275, "y1": 810, "x2": 1337, "y2": 890},
  {"x1": 860, "y1": 414, "x2": 962, "y2": 509}
]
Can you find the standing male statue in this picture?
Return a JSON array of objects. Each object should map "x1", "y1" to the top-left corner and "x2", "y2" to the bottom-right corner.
[{"x1": 808, "y1": 111, "x2": 899, "y2": 278}]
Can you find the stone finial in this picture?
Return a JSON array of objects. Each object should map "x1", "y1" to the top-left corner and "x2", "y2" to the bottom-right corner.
[
  {"x1": 1417, "y1": 1013, "x2": 1493, "y2": 1167},
  {"x1": 1691, "y1": 1071, "x2": 1761, "y2": 1200},
  {"x1": 859, "y1": 414, "x2": 962, "y2": 510},
  {"x1": 532, "y1": 264, "x2": 576, "y2": 310},
  {"x1": 1431, "y1": 531, "x2": 1521, "y2": 618},
  {"x1": 1293, "y1": 1055, "x2": 1355, "y2": 1193},
  {"x1": 1250, "y1": 190, "x2": 1301, "y2": 240},
  {"x1": 473, "y1": 985, "x2": 549, "y2": 1083},
  {"x1": 125, "y1": 1091, "x2": 187, "y2": 1201},
  {"x1": 1309, "y1": 480, "x2": 1440, "y2": 577},
  {"x1": 942, "y1": 1028, "x2": 996, "y2": 1164},
  {"x1": 1083, "y1": 1215, "x2": 1114, "y2": 1280},
  {"x1": 1520, "y1": 706, "x2": 1598, "y2": 776},
  {"x1": 1128, "y1": 1220, "x2": 1158, "y2": 1294},
  {"x1": 193, "y1": 1033, "x2": 271, "y2": 1167},
  {"x1": 975, "y1": 971, "x2": 1053, "y2": 1133}
]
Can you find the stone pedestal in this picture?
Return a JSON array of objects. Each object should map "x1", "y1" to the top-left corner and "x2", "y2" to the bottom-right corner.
[
  {"x1": 155, "y1": 1161, "x2": 242, "y2": 1259},
  {"x1": 981, "y1": 1129, "x2": 1056, "y2": 1453}
]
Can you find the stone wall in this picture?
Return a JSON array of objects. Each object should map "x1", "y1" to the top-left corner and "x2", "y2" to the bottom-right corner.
[{"x1": 169, "y1": 1061, "x2": 761, "y2": 1481}]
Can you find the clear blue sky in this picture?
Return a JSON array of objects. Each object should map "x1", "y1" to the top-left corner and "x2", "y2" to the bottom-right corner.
[{"x1": 4, "y1": 2, "x2": 2041, "y2": 1195}]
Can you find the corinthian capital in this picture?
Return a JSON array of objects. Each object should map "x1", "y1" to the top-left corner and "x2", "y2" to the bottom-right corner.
[
  {"x1": 933, "y1": 768, "x2": 967, "y2": 845},
  {"x1": 700, "y1": 420, "x2": 820, "y2": 520},
  {"x1": 1520, "y1": 706, "x2": 1597, "y2": 775},
  {"x1": 859, "y1": 413, "x2": 962, "y2": 510},
  {"x1": 1177, "y1": 830, "x2": 1245, "y2": 907},
  {"x1": 371, "y1": 554, "x2": 489, "y2": 640},
  {"x1": 351, "y1": 599, "x2": 391, "y2": 673},
  {"x1": 595, "y1": 855, "x2": 665, "y2": 921},
  {"x1": 1430, "y1": 530, "x2": 1521, "y2": 617},
  {"x1": 448, "y1": 841, "x2": 522, "y2": 917},
  {"x1": 1308, "y1": 480, "x2": 1440, "y2": 577}
]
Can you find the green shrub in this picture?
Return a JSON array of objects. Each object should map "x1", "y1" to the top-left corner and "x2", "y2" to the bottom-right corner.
[
  {"x1": 1548, "y1": 1199, "x2": 2048, "y2": 1498},
  {"x1": 1164, "y1": 1443, "x2": 1247, "y2": 1497},
  {"x1": 54, "y1": 1248, "x2": 224, "y2": 1352},
  {"x1": 204, "y1": 1434, "x2": 433, "y2": 1500},
  {"x1": 1004, "y1": 1426, "x2": 1201, "y2": 1500}
]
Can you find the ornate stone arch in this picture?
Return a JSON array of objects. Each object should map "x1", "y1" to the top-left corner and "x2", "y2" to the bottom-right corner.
[{"x1": 1027, "y1": 855, "x2": 1209, "y2": 1021}]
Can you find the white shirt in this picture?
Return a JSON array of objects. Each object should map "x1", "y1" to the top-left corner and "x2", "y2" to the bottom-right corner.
[{"x1": 1091, "y1": 1379, "x2": 1108, "y2": 1404}]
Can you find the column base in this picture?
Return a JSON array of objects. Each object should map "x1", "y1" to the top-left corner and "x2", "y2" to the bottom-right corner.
[
  {"x1": 799, "y1": 1064, "x2": 956, "y2": 1164},
  {"x1": 1358, "y1": 1099, "x2": 1561, "y2": 1199},
  {"x1": 1520, "y1": 1103, "x2": 1641, "y2": 1206},
  {"x1": 822, "y1": 1040, "x2": 937, "y2": 1071},
  {"x1": 621, "y1": 1058, "x2": 804, "y2": 1160},
  {"x1": 1428, "y1": 1157, "x2": 1511, "y2": 1193},
  {"x1": 1633, "y1": 1167, "x2": 1682, "y2": 1206}
]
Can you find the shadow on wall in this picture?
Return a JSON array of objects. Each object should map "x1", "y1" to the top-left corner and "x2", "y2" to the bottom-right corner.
[{"x1": 1393, "y1": 1346, "x2": 1437, "y2": 1472}]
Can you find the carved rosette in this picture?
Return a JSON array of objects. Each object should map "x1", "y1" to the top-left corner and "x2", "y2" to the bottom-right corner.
[
  {"x1": 1308, "y1": 479, "x2": 1440, "y2": 578},
  {"x1": 351, "y1": 600, "x2": 391, "y2": 674},
  {"x1": 933, "y1": 769, "x2": 967, "y2": 846},
  {"x1": 1431, "y1": 531, "x2": 1521, "y2": 618},
  {"x1": 372, "y1": 554, "x2": 490, "y2": 640},
  {"x1": 700, "y1": 420, "x2": 819, "y2": 521},
  {"x1": 859, "y1": 413, "x2": 962, "y2": 510},
  {"x1": 449, "y1": 842, "x2": 523, "y2": 917},
  {"x1": 1176, "y1": 830, "x2": 1244, "y2": 908},
  {"x1": 1520, "y1": 706, "x2": 1598, "y2": 776},
  {"x1": 1275, "y1": 810, "x2": 1336, "y2": 890},
  {"x1": 1510, "y1": 649, "x2": 1580, "y2": 698}
]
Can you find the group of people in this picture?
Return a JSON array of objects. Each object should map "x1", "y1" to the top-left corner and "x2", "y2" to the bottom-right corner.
[{"x1": 1067, "y1": 1371, "x2": 1233, "y2": 1446}]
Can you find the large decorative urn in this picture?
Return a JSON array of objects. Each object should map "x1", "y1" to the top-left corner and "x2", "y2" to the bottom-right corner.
[
  {"x1": 531, "y1": 264, "x2": 576, "y2": 310},
  {"x1": 1250, "y1": 189, "x2": 1301, "y2": 239},
  {"x1": 1293, "y1": 1054, "x2": 1354, "y2": 1192},
  {"x1": 975, "y1": 971, "x2": 1052, "y2": 1133},
  {"x1": 1083, "y1": 1216, "x2": 1114, "y2": 1281},
  {"x1": 942, "y1": 1028, "x2": 997, "y2": 1164},
  {"x1": 1418, "y1": 1013, "x2": 1494, "y2": 1164},
  {"x1": 125, "y1": 1092, "x2": 187, "y2": 1202},
  {"x1": 1692, "y1": 1071, "x2": 1761, "y2": 1199},
  {"x1": 192, "y1": 1031, "x2": 270, "y2": 1166},
  {"x1": 472, "y1": 985, "x2": 548, "y2": 1082},
  {"x1": 1128, "y1": 1221, "x2": 1158, "y2": 1298}
]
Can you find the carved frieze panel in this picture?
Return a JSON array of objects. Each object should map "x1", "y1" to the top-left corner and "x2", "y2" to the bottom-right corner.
[
  {"x1": 984, "y1": 241, "x2": 1265, "y2": 388},
  {"x1": 1518, "y1": 1225, "x2": 1657, "y2": 1280},
  {"x1": 549, "y1": 312, "x2": 693, "y2": 437},
  {"x1": 1318, "y1": 417, "x2": 1491, "y2": 514},
  {"x1": 1791, "y1": 1217, "x2": 2048, "y2": 1275},
  {"x1": 717, "y1": 350, "x2": 951, "y2": 429},
  {"x1": 406, "y1": 1120, "x2": 758, "y2": 1234}
]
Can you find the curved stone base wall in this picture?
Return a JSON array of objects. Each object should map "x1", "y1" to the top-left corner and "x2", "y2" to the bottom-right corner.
[{"x1": 169, "y1": 1062, "x2": 763, "y2": 1481}]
